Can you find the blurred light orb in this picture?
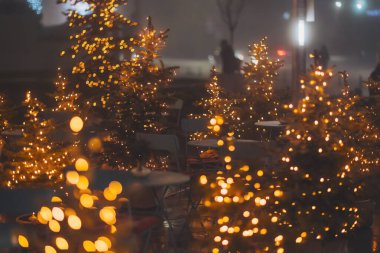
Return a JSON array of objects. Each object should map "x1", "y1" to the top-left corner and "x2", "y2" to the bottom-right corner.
[
  {"x1": 283, "y1": 11, "x2": 290, "y2": 20},
  {"x1": 88, "y1": 137, "x2": 103, "y2": 152},
  {"x1": 48, "y1": 220, "x2": 61, "y2": 232},
  {"x1": 75, "y1": 158, "x2": 89, "y2": 171},
  {"x1": 70, "y1": 116, "x2": 84, "y2": 133},
  {"x1": 52, "y1": 207, "x2": 64, "y2": 221},
  {"x1": 109, "y1": 181, "x2": 123, "y2": 195},
  {"x1": 18, "y1": 235, "x2": 29, "y2": 248},
  {"x1": 99, "y1": 207, "x2": 116, "y2": 225},
  {"x1": 56, "y1": 237, "x2": 69, "y2": 250},
  {"x1": 94, "y1": 239, "x2": 108, "y2": 252},
  {"x1": 66, "y1": 171, "x2": 80, "y2": 184},
  {"x1": 104, "y1": 188, "x2": 117, "y2": 201},
  {"x1": 64, "y1": 208, "x2": 76, "y2": 217},
  {"x1": 76, "y1": 175, "x2": 89, "y2": 190},
  {"x1": 68, "y1": 215, "x2": 82, "y2": 230},
  {"x1": 38, "y1": 212, "x2": 48, "y2": 224},
  {"x1": 40, "y1": 207, "x2": 53, "y2": 221},
  {"x1": 83, "y1": 240, "x2": 96, "y2": 252},
  {"x1": 45, "y1": 246, "x2": 57, "y2": 253},
  {"x1": 51, "y1": 196, "x2": 63, "y2": 203},
  {"x1": 335, "y1": 1, "x2": 342, "y2": 8},
  {"x1": 97, "y1": 236, "x2": 112, "y2": 249},
  {"x1": 80, "y1": 194, "x2": 94, "y2": 208}
]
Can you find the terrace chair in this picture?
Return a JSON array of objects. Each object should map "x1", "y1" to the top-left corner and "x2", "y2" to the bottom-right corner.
[
  {"x1": 136, "y1": 133, "x2": 183, "y2": 172},
  {"x1": 181, "y1": 118, "x2": 223, "y2": 174},
  {"x1": 163, "y1": 98, "x2": 184, "y2": 130}
]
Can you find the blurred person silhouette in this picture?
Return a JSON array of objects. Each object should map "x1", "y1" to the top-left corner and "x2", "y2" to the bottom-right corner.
[
  {"x1": 369, "y1": 62, "x2": 380, "y2": 82},
  {"x1": 311, "y1": 49, "x2": 322, "y2": 66},
  {"x1": 320, "y1": 45, "x2": 330, "y2": 69},
  {"x1": 220, "y1": 40, "x2": 239, "y2": 74},
  {"x1": 368, "y1": 61, "x2": 380, "y2": 96}
]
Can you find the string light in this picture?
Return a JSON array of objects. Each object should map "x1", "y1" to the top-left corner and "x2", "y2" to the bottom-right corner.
[
  {"x1": 238, "y1": 37, "x2": 283, "y2": 139},
  {"x1": 4, "y1": 91, "x2": 73, "y2": 188}
]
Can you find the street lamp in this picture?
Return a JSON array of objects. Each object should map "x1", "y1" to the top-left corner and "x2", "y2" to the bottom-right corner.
[
  {"x1": 298, "y1": 19, "x2": 306, "y2": 47},
  {"x1": 354, "y1": 0, "x2": 367, "y2": 11},
  {"x1": 335, "y1": 1, "x2": 343, "y2": 8}
]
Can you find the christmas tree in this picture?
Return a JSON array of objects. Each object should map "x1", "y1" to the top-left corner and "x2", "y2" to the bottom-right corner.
[
  {"x1": 101, "y1": 17, "x2": 175, "y2": 169},
  {"x1": 0, "y1": 94, "x2": 10, "y2": 185},
  {"x1": 3, "y1": 92, "x2": 73, "y2": 188},
  {"x1": 189, "y1": 67, "x2": 237, "y2": 140},
  {"x1": 51, "y1": 68, "x2": 79, "y2": 112},
  {"x1": 0, "y1": 94, "x2": 10, "y2": 132},
  {"x1": 274, "y1": 65, "x2": 375, "y2": 247},
  {"x1": 199, "y1": 118, "x2": 285, "y2": 252},
  {"x1": 17, "y1": 122, "x2": 136, "y2": 252},
  {"x1": 59, "y1": 0, "x2": 138, "y2": 107},
  {"x1": 240, "y1": 37, "x2": 283, "y2": 138}
]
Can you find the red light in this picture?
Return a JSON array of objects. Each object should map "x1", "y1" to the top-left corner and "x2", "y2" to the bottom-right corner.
[{"x1": 277, "y1": 49, "x2": 287, "y2": 57}]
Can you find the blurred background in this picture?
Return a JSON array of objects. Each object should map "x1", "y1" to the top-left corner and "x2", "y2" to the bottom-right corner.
[{"x1": 0, "y1": 0, "x2": 379, "y2": 95}]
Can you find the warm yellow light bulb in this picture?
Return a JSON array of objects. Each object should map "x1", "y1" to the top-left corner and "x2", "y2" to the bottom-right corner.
[
  {"x1": 83, "y1": 241, "x2": 96, "y2": 252},
  {"x1": 75, "y1": 158, "x2": 89, "y2": 172},
  {"x1": 45, "y1": 246, "x2": 57, "y2": 253},
  {"x1": 108, "y1": 181, "x2": 123, "y2": 195},
  {"x1": 40, "y1": 207, "x2": 53, "y2": 221},
  {"x1": 104, "y1": 188, "x2": 117, "y2": 201},
  {"x1": 48, "y1": 220, "x2": 61, "y2": 233},
  {"x1": 68, "y1": 215, "x2": 82, "y2": 230},
  {"x1": 76, "y1": 175, "x2": 89, "y2": 190},
  {"x1": 56, "y1": 237, "x2": 69, "y2": 250},
  {"x1": 70, "y1": 116, "x2": 84, "y2": 133},
  {"x1": 52, "y1": 207, "x2": 64, "y2": 221},
  {"x1": 94, "y1": 240, "x2": 108, "y2": 252},
  {"x1": 97, "y1": 237, "x2": 112, "y2": 249},
  {"x1": 18, "y1": 235, "x2": 29, "y2": 248},
  {"x1": 99, "y1": 207, "x2": 116, "y2": 225},
  {"x1": 80, "y1": 194, "x2": 94, "y2": 208},
  {"x1": 66, "y1": 171, "x2": 79, "y2": 185},
  {"x1": 199, "y1": 175, "x2": 208, "y2": 185}
]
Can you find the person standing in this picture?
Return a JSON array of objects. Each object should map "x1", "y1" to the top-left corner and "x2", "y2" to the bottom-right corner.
[
  {"x1": 368, "y1": 61, "x2": 380, "y2": 96},
  {"x1": 319, "y1": 45, "x2": 330, "y2": 70},
  {"x1": 220, "y1": 40, "x2": 238, "y2": 74}
]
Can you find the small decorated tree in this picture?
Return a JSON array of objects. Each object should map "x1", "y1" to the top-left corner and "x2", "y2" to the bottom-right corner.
[
  {"x1": 239, "y1": 37, "x2": 283, "y2": 138},
  {"x1": 274, "y1": 66, "x2": 377, "y2": 248},
  {"x1": 189, "y1": 67, "x2": 237, "y2": 140},
  {"x1": 199, "y1": 117, "x2": 285, "y2": 252},
  {"x1": 59, "y1": 0, "x2": 137, "y2": 107},
  {"x1": 3, "y1": 92, "x2": 73, "y2": 188},
  {"x1": 51, "y1": 68, "x2": 79, "y2": 112},
  {"x1": 102, "y1": 17, "x2": 175, "y2": 169},
  {"x1": 16, "y1": 121, "x2": 136, "y2": 252}
]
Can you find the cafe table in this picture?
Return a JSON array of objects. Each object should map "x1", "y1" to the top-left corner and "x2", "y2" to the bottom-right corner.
[{"x1": 92, "y1": 169, "x2": 190, "y2": 247}]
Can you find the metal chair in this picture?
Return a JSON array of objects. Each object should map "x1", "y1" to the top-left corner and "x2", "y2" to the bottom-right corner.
[
  {"x1": 136, "y1": 133, "x2": 183, "y2": 172},
  {"x1": 164, "y1": 98, "x2": 184, "y2": 128},
  {"x1": 181, "y1": 118, "x2": 209, "y2": 135}
]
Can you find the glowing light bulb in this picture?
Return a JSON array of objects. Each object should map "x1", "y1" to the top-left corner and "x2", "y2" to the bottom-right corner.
[
  {"x1": 70, "y1": 116, "x2": 84, "y2": 133},
  {"x1": 18, "y1": 235, "x2": 29, "y2": 248},
  {"x1": 75, "y1": 158, "x2": 89, "y2": 171},
  {"x1": 68, "y1": 215, "x2": 82, "y2": 230},
  {"x1": 56, "y1": 237, "x2": 69, "y2": 250}
]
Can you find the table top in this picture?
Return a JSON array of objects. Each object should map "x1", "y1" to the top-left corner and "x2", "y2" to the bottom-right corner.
[
  {"x1": 188, "y1": 139, "x2": 218, "y2": 148},
  {"x1": 254, "y1": 121, "x2": 286, "y2": 128},
  {"x1": 92, "y1": 169, "x2": 190, "y2": 189},
  {"x1": 188, "y1": 138, "x2": 260, "y2": 148}
]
